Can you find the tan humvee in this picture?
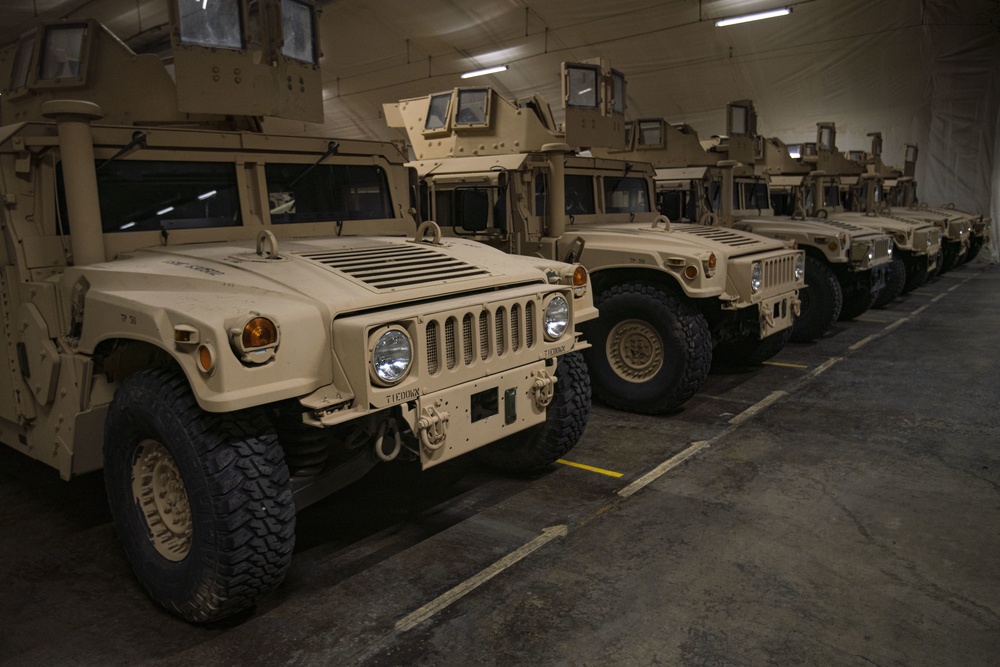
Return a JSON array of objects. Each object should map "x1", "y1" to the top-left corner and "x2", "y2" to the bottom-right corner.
[
  {"x1": 873, "y1": 140, "x2": 986, "y2": 268},
  {"x1": 384, "y1": 61, "x2": 804, "y2": 415},
  {"x1": 796, "y1": 124, "x2": 944, "y2": 296},
  {"x1": 605, "y1": 102, "x2": 894, "y2": 342},
  {"x1": 0, "y1": 2, "x2": 597, "y2": 623}
]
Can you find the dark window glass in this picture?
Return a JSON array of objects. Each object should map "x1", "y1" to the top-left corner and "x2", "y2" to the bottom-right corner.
[
  {"x1": 624, "y1": 122, "x2": 633, "y2": 148},
  {"x1": 603, "y1": 176, "x2": 650, "y2": 213},
  {"x1": 742, "y1": 182, "x2": 769, "y2": 210},
  {"x1": 566, "y1": 66, "x2": 598, "y2": 108},
  {"x1": 266, "y1": 163, "x2": 392, "y2": 224},
  {"x1": 39, "y1": 25, "x2": 86, "y2": 80},
  {"x1": 178, "y1": 0, "x2": 242, "y2": 49},
  {"x1": 433, "y1": 190, "x2": 453, "y2": 228},
  {"x1": 534, "y1": 173, "x2": 547, "y2": 216},
  {"x1": 281, "y1": 0, "x2": 316, "y2": 63},
  {"x1": 565, "y1": 174, "x2": 595, "y2": 215},
  {"x1": 637, "y1": 121, "x2": 662, "y2": 147},
  {"x1": 824, "y1": 185, "x2": 839, "y2": 208},
  {"x1": 612, "y1": 72, "x2": 626, "y2": 114},
  {"x1": 425, "y1": 93, "x2": 451, "y2": 130},
  {"x1": 456, "y1": 89, "x2": 488, "y2": 125},
  {"x1": 9, "y1": 32, "x2": 35, "y2": 90},
  {"x1": 61, "y1": 160, "x2": 242, "y2": 233}
]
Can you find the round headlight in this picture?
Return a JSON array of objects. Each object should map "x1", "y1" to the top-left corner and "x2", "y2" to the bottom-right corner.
[
  {"x1": 794, "y1": 254, "x2": 805, "y2": 281},
  {"x1": 373, "y1": 329, "x2": 412, "y2": 384},
  {"x1": 544, "y1": 295, "x2": 570, "y2": 340},
  {"x1": 867, "y1": 247, "x2": 874, "y2": 262},
  {"x1": 926, "y1": 236, "x2": 932, "y2": 247},
  {"x1": 751, "y1": 263, "x2": 762, "y2": 293}
]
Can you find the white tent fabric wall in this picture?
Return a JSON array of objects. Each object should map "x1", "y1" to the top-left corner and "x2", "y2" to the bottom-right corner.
[
  {"x1": 284, "y1": 0, "x2": 998, "y2": 262},
  {"x1": 3, "y1": 0, "x2": 994, "y2": 257}
]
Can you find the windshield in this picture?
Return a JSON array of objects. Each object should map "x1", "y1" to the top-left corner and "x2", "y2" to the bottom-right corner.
[
  {"x1": 265, "y1": 163, "x2": 392, "y2": 224},
  {"x1": 565, "y1": 174, "x2": 595, "y2": 215},
  {"x1": 741, "y1": 182, "x2": 769, "y2": 210},
  {"x1": 65, "y1": 160, "x2": 242, "y2": 233}
]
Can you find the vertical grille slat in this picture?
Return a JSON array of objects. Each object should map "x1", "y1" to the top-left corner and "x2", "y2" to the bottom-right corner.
[
  {"x1": 496, "y1": 307, "x2": 506, "y2": 355},
  {"x1": 760, "y1": 254, "x2": 798, "y2": 292},
  {"x1": 445, "y1": 317, "x2": 457, "y2": 370},
  {"x1": 479, "y1": 311, "x2": 490, "y2": 360},
  {"x1": 526, "y1": 302, "x2": 536, "y2": 348},
  {"x1": 462, "y1": 314, "x2": 474, "y2": 365},
  {"x1": 511, "y1": 304, "x2": 521, "y2": 352},
  {"x1": 426, "y1": 321, "x2": 439, "y2": 375}
]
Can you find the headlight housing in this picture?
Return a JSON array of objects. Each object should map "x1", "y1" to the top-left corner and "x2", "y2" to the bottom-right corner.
[
  {"x1": 229, "y1": 315, "x2": 279, "y2": 364},
  {"x1": 544, "y1": 295, "x2": 570, "y2": 340},
  {"x1": 370, "y1": 326, "x2": 412, "y2": 385},
  {"x1": 750, "y1": 262, "x2": 762, "y2": 293},
  {"x1": 794, "y1": 254, "x2": 805, "y2": 281}
]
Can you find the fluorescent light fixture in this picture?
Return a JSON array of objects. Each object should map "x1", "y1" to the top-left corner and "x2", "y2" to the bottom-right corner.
[
  {"x1": 156, "y1": 206, "x2": 175, "y2": 216},
  {"x1": 788, "y1": 149, "x2": 801, "y2": 159},
  {"x1": 461, "y1": 65, "x2": 508, "y2": 79},
  {"x1": 715, "y1": 8, "x2": 791, "y2": 27},
  {"x1": 120, "y1": 221, "x2": 136, "y2": 230},
  {"x1": 198, "y1": 190, "x2": 218, "y2": 200}
]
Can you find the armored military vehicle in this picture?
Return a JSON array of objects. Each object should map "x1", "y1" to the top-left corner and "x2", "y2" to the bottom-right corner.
[
  {"x1": 754, "y1": 124, "x2": 940, "y2": 298},
  {"x1": 0, "y1": 2, "x2": 597, "y2": 623},
  {"x1": 879, "y1": 142, "x2": 988, "y2": 266},
  {"x1": 385, "y1": 61, "x2": 804, "y2": 415},
  {"x1": 606, "y1": 101, "x2": 893, "y2": 343}
]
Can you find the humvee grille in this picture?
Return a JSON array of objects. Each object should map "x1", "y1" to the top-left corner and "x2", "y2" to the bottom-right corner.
[
  {"x1": 872, "y1": 236, "x2": 892, "y2": 262},
  {"x1": 297, "y1": 245, "x2": 489, "y2": 289},
  {"x1": 424, "y1": 299, "x2": 539, "y2": 375},
  {"x1": 674, "y1": 226, "x2": 761, "y2": 247},
  {"x1": 762, "y1": 254, "x2": 798, "y2": 290}
]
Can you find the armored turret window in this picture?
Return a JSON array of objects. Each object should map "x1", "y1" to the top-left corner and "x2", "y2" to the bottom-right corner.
[
  {"x1": 612, "y1": 71, "x2": 626, "y2": 114},
  {"x1": 39, "y1": 24, "x2": 86, "y2": 81},
  {"x1": 178, "y1": 0, "x2": 243, "y2": 50},
  {"x1": 8, "y1": 32, "x2": 35, "y2": 91},
  {"x1": 281, "y1": 0, "x2": 317, "y2": 64},
  {"x1": 425, "y1": 93, "x2": 452, "y2": 131},
  {"x1": 455, "y1": 89, "x2": 489, "y2": 126},
  {"x1": 565, "y1": 175, "x2": 595, "y2": 215},
  {"x1": 818, "y1": 127, "x2": 834, "y2": 151},
  {"x1": 566, "y1": 65, "x2": 598, "y2": 108},
  {"x1": 730, "y1": 105, "x2": 749, "y2": 136},
  {"x1": 637, "y1": 121, "x2": 664, "y2": 149},
  {"x1": 64, "y1": 160, "x2": 242, "y2": 233},
  {"x1": 803, "y1": 143, "x2": 817, "y2": 157},
  {"x1": 603, "y1": 176, "x2": 650, "y2": 214},
  {"x1": 265, "y1": 163, "x2": 392, "y2": 224}
]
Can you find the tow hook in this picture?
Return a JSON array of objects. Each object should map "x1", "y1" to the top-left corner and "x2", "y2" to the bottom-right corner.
[
  {"x1": 791, "y1": 296, "x2": 802, "y2": 318},
  {"x1": 417, "y1": 405, "x2": 449, "y2": 452},
  {"x1": 374, "y1": 418, "x2": 402, "y2": 462},
  {"x1": 531, "y1": 370, "x2": 557, "y2": 409}
]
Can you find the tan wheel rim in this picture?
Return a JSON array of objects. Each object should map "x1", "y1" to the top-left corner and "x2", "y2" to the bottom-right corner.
[
  {"x1": 131, "y1": 439, "x2": 193, "y2": 561},
  {"x1": 606, "y1": 318, "x2": 664, "y2": 383}
]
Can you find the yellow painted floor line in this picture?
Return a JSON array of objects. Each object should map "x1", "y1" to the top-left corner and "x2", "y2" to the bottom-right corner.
[
  {"x1": 557, "y1": 459, "x2": 624, "y2": 478},
  {"x1": 762, "y1": 361, "x2": 809, "y2": 369}
]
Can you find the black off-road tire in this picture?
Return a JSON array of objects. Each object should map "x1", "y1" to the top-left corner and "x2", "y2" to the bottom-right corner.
[
  {"x1": 963, "y1": 236, "x2": 984, "y2": 264},
  {"x1": 926, "y1": 249, "x2": 944, "y2": 279},
  {"x1": 838, "y1": 281, "x2": 877, "y2": 321},
  {"x1": 939, "y1": 243, "x2": 963, "y2": 274},
  {"x1": 873, "y1": 257, "x2": 906, "y2": 308},
  {"x1": 790, "y1": 256, "x2": 842, "y2": 343},
  {"x1": 104, "y1": 368, "x2": 296, "y2": 624},
  {"x1": 901, "y1": 254, "x2": 929, "y2": 293},
  {"x1": 475, "y1": 351, "x2": 591, "y2": 472},
  {"x1": 581, "y1": 283, "x2": 712, "y2": 415},
  {"x1": 713, "y1": 327, "x2": 793, "y2": 366}
]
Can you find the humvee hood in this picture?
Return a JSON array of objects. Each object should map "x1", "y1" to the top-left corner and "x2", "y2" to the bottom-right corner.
[
  {"x1": 735, "y1": 215, "x2": 886, "y2": 239},
  {"x1": 576, "y1": 222, "x2": 787, "y2": 257},
  {"x1": 69, "y1": 236, "x2": 555, "y2": 314}
]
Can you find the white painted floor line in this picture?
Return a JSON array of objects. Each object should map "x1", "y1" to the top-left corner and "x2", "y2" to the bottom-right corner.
[
  {"x1": 883, "y1": 318, "x2": 909, "y2": 333},
  {"x1": 911, "y1": 305, "x2": 930, "y2": 315},
  {"x1": 932, "y1": 294, "x2": 946, "y2": 302},
  {"x1": 804, "y1": 356, "x2": 842, "y2": 380},
  {"x1": 848, "y1": 334, "x2": 879, "y2": 351},
  {"x1": 728, "y1": 390, "x2": 787, "y2": 426},
  {"x1": 395, "y1": 525, "x2": 569, "y2": 632},
  {"x1": 617, "y1": 441, "x2": 711, "y2": 498}
]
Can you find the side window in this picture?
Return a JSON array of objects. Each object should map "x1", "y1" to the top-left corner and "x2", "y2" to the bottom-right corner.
[
  {"x1": 566, "y1": 66, "x2": 598, "y2": 108},
  {"x1": 637, "y1": 121, "x2": 663, "y2": 148},
  {"x1": 565, "y1": 174, "x2": 595, "y2": 215},
  {"x1": 742, "y1": 183, "x2": 769, "y2": 210},
  {"x1": 265, "y1": 164, "x2": 392, "y2": 224},
  {"x1": 178, "y1": 0, "x2": 243, "y2": 49},
  {"x1": 8, "y1": 32, "x2": 35, "y2": 91},
  {"x1": 281, "y1": 0, "x2": 316, "y2": 64},
  {"x1": 534, "y1": 173, "x2": 547, "y2": 216},
  {"x1": 425, "y1": 93, "x2": 451, "y2": 131},
  {"x1": 57, "y1": 160, "x2": 242, "y2": 233},
  {"x1": 603, "y1": 176, "x2": 650, "y2": 213},
  {"x1": 39, "y1": 24, "x2": 87, "y2": 81},
  {"x1": 455, "y1": 89, "x2": 488, "y2": 125}
]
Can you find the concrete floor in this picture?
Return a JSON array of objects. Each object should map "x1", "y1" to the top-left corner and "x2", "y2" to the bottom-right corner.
[{"x1": 2, "y1": 261, "x2": 998, "y2": 666}]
